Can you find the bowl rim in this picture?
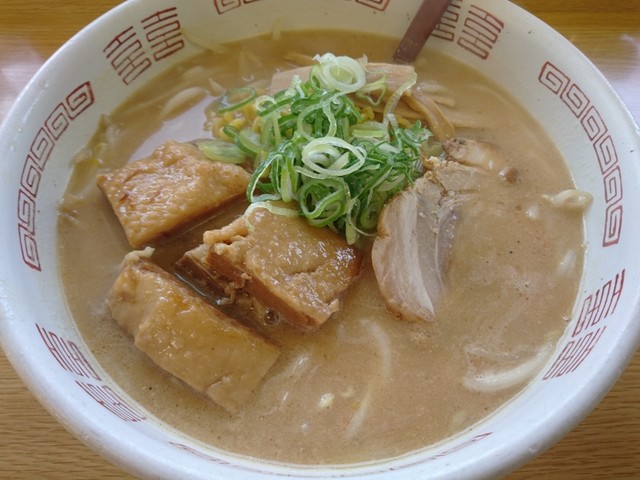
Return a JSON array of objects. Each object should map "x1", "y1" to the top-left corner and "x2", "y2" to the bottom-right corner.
[{"x1": 1, "y1": 1, "x2": 640, "y2": 479}]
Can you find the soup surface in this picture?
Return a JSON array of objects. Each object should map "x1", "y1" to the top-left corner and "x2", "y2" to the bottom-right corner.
[{"x1": 58, "y1": 30, "x2": 585, "y2": 464}]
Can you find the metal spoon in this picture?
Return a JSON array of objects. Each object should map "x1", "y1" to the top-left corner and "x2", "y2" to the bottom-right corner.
[{"x1": 393, "y1": 0, "x2": 452, "y2": 64}]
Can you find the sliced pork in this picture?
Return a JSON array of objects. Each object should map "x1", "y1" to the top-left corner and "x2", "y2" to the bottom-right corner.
[
  {"x1": 442, "y1": 137, "x2": 506, "y2": 172},
  {"x1": 372, "y1": 140, "x2": 500, "y2": 322},
  {"x1": 372, "y1": 175, "x2": 452, "y2": 322}
]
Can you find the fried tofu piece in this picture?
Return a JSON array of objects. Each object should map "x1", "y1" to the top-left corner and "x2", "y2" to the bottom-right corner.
[
  {"x1": 107, "y1": 251, "x2": 280, "y2": 413},
  {"x1": 200, "y1": 206, "x2": 363, "y2": 331},
  {"x1": 97, "y1": 140, "x2": 250, "y2": 248}
]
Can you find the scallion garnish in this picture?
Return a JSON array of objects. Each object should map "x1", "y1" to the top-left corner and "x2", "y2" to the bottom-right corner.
[
  {"x1": 217, "y1": 87, "x2": 256, "y2": 113},
  {"x1": 197, "y1": 138, "x2": 246, "y2": 164},
  {"x1": 217, "y1": 53, "x2": 432, "y2": 244}
]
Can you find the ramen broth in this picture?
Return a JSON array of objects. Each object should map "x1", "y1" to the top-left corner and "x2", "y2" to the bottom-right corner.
[{"x1": 58, "y1": 31, "x2": 585, "y2": 464}]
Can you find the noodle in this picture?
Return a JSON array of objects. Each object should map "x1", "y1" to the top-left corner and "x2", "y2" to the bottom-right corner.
[
  {"x1": 463, "y1": 343, "x2": 554, "y2": 393},
  {"x1": 345, "y1": 319, "x2": 392, "y2": 439},
  {"x1": 159, "y1": 86, "x2": 207, "y2": 119}
]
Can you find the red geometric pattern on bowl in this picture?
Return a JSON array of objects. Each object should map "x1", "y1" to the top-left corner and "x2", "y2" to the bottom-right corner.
[
  {"x1": 36, "y1": 323, "x2": 146, "y2": 422},
  {"x1": 543, "y1": 269, "x2": 625, "y2": 380},
  {"x1": 354, "y1": 0, "x2": 391, "y2": 11},
  {"x1": 168, "y1": 433, "x2": 494, "y2": 477},
  {"x1": 538, "y1": 61, "x2": 623, "y2": 247},
  {"x1": 17, "y1": 81, "x2": 94, "y2": 271},
  {"x1": 211, "y1": 1, "x2": 391, "y2": 15},
  {"x1": 432, "y1": 1, "x2": 504, "y2": 60},
  {"x1": 103, "y1": 7, "x2": 184, "y2": 85}
]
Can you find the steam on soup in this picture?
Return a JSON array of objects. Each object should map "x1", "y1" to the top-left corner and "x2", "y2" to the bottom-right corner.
[{"x1": 58, "y1": 30, "x2": 589, "y2": 464}]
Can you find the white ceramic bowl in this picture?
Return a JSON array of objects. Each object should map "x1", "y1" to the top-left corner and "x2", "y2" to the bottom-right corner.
[{"x1": 1, "y1": 1, "x2": 640, "y2": 479}]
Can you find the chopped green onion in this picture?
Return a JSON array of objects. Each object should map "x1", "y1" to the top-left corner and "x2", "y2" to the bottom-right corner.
[
  {"x1": 244, "y1": 201, "x2": 299, "y2": 233},
  {"x1": 237, "y1": 129, "x2": 262, "y2": 157},
  {"x1": 221, "y1": 124, "x2": 240, "y2": 140},
  {"x1": 301, "y1": 137, "x2": 366, "y2": 177},
  {"x1": 217, "y1": 87, "x2": 256, "y2": 113},
  {"x1": 197, "y1": 139, "x2": 246, "y2": 164},
  {"x1": 351, "y1": 121, "x2": 389, "y2": 140},
  {"x1": 246, "y1": 201, "x2": 299, "y2": 219},
  {"x1": 310, "y1": 53, "x2": 367, "y2": 93},
  {"x1": 220, "y1": 53, "x2": 432, "y2": 244},
  {"x1": 298, "y1": 177, "x2": 349, "y2": 227},
  {"x1": 355, "y1": 72, "x2": 387, "y2": 106},
  {"x1": 383, "y1": 72, "x2": 417, "y2": 127}
]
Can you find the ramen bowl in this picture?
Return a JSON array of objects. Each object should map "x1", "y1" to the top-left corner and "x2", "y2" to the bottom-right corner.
[{"x1": 1, "y1": 0, "x2": 639, "y2": 479}]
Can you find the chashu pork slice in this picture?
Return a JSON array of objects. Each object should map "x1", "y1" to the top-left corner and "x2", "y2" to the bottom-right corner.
[
  {"x1": 372, "y1": 175, "x2": 451, "y2": 323},
  {"x1": 107, "y1": 251, "x2": 280, "y2": 413},
  {"x1": 201, "y1": 206, "x2": 363, "y2": 331},
  {"x1": 97, "y1": 140, "x2": 250, "y2": 248},
  {"x1": 372, "y1": 159, "x2": 488, "y2": 322}
]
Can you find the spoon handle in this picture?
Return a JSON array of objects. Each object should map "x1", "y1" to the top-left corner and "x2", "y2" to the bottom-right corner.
[{"x1": 393, "y1": 0, "x2": 452, "y2": 64}]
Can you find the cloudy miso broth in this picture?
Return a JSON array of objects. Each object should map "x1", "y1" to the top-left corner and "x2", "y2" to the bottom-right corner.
[{"x1": 58, "y1": 30, "x2": 585, "y2": 464}]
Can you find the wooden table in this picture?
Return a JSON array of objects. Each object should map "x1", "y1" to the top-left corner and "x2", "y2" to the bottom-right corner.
[{"x1": 1, "y1": 1, "x2": 638, "y2": 478}]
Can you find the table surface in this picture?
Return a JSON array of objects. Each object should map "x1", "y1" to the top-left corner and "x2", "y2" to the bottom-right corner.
[{"x1": 1, "y1": 1, "x2": 639, "y2": 478}]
